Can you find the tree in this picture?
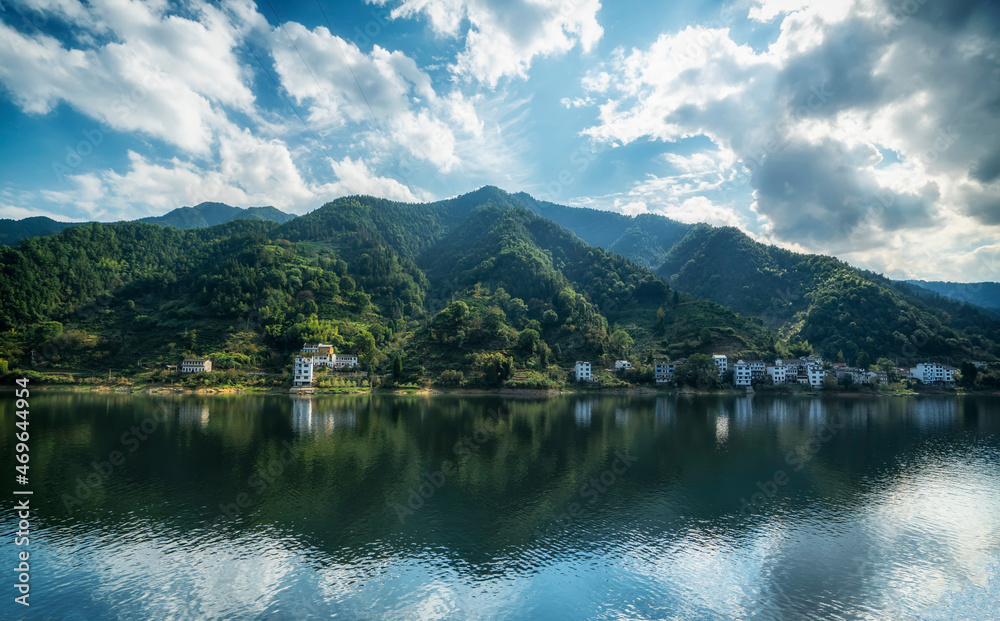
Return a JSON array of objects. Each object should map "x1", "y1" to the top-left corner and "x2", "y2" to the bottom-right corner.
[
  {"x1": 445, "y1": 300, "x2": 469, "y2": 324},
  {"x1": 391, "y1": 355, "x2": 404, "y2": 379},
  {"x1": 481, "y1": 353, "x2": 514, "y2": 387},
  {"x1": 0, "y1": 359, "x2": 8, "y2": 374},
  {"x1": 518, "y1": 328, "x2": 540, "y2": 354},
  {"x1": 675, "y1": 353, "x2": 719, "y2": 389},
  {"x1": 959, "y1": 361, "x2": 978, "y2": 387},
  {"x1": 789, "y1": 341, "x2": 813, "y2": 357},
  {"x1": 855, "y1": 352, "x2": 871, "y2": 370},
  {"x1": 609, "y1": 329, "x2": 634, "y2": 357},
  {"x1": 482, "y1": 306, "x2": 506, "y2": 334},
  {"x1": 542, "y1": 309, "x2": 559, "y2": 325},
  {"x1": 699, "y1": 328, "x2": 712, "y2": 344},
  {"x1": 354, "y1": 330, "x2": 376, "y2": 355}
]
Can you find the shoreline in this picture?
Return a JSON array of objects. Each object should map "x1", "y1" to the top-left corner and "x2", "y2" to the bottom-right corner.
[{"x1": 10, "y1": 382, "x2": 996, "y2": 398}]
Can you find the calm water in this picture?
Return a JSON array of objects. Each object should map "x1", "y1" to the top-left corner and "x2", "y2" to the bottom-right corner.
[{"x1": 2, "y1": 392, "x2": 1000, "y2": 620}]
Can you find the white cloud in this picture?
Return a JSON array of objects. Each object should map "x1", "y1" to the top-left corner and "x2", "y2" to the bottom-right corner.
[
  {"x1": 372, "y1": 0, "x2": 603, "y2": 86},
  {"x1": 268, "y1": 22, "x2": 484, "y2": 173},
  {"x1": 0, "y1": 0, "x2": 254, "y2": 154},
  {"x1": 322, "y1": 156, "x2": 425, "y2": 202},
  {"x1": 579, "y1": 0, "x2": 1000, "y2": 280}
]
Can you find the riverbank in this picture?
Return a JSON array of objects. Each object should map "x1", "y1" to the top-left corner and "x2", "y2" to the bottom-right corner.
[{"x1": 13, "y1": 381, "x2": 997, "y2": 398}]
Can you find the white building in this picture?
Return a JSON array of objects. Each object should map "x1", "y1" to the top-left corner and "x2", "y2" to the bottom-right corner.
[
  {"x1": 575, "y1": 361, "x2": 593, "y2": 382},
  {"x1": 866, "y1": 371, "x2": 889, "y2": 384},
  {"x1": 808, "y1": 366, "x2": 827, "y2": 387},
  {"x1": 910, "y1": 362, "x2": 956, "y2": 384},
  {"x1": 293, "y1": 355, "x2": 314, "y2": 387},
  {"x1": 712, "y1": 354, "x2": 728, "y2": 378},
  {"x1": 301, "y1": 343, "x2": 359, "y2": 369},
  {"x1": 747, "y1": 360, "x2": 766, "y2": 381},
  {"x1": 654, "y1": 361, "x2": 670, "y2": 383},
  {"x1": 181, "y1": 358, "x2": 212, "y2": 373},
  {"x1": 766, "y1": 364, "x2": 787, "y2": 384},
  {"x1": 615, "y1": 360, "x2": 632, "y2": 371},
  {"x1": 302, "y1": 343, "x2": 333, "y2": 354},
  {"x1": 332, "y1": 353, "x2": 359, "y2": 369},
  {"x1": 733, "y1": 360, "x2": 752, "y2": 386}
]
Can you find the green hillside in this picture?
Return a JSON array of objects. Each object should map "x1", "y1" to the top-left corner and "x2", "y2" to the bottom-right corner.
[
  {"x1": 0, "y1": 215, "x2": 78, "y2": 246},
  {"x1": 653, "y1": 225, "x2": 1000, "y2": 364},
  {"x1": 0, "y1": 188, "x2": 777, "y2": 385},
  {"x1": 138, "y1": 202, "x2": 295, "y2": 228},
  {"x1": 0, "y1": 202, "x2": 295, "y2": 248}
]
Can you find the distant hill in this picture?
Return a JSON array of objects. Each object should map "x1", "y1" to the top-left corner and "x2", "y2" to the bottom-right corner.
[
  {"x1": 0, "y1": 216, "x2": 78, "y2": 246},
  {"x1": 0, "y1": 202, "x2": 294, "y2": 246},
  {"x1": 137, "y1": 202, "x2": 295, "y2": 228},
  {"x1": 904, "y1": 280, "x2": 1000, "y2": 312},
  {"x1": 514, "y1": 193, "x2": 692, "y2": 269}
]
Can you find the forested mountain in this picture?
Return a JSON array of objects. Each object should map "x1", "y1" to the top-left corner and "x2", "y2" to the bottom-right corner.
[
  {"x1": 0, "y1": 216, "x2": 78, "y2": 246},
  {"x1": 649, "y1": 225, "x2": 1000, "y2": 364},
  {"x1": 515, "y1": 193, "x2": 692, "y2": 269},
  {"x1": 0, "y1": 188, "x2": 777, "y2": 380},
  {"x1": 1, "y1": 186, "x2": 995, "y2": 379},
  {"x1": 0, "y1": 202, "x2": 294, "y2": 247},
  {"x1": 904, "y1": 280, "x2": 1000, "y2": 312},
  {"x1": 138, "y1": 202, "x2": 294, "y2": 228}
]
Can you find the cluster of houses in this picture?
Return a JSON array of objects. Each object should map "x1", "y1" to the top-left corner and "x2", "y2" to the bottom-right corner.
[
  {"x1": 293, "y1": 343, "x2": 359, "y2": 387},
  {"x1": 574, "y1": 356, "x2": 974, "y2": 387}
]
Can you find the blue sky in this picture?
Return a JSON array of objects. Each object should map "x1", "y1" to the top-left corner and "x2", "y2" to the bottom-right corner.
[{"x1": 0, "y1": 0, "x2": 998, "y2": 282}]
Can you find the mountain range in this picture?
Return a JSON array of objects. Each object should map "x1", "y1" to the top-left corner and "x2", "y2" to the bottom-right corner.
[
  {"x1": 0, "y1": 202, "x2": 294, "y2": 246},
  {"x1": 0, "y1": 187, "x2": 997, "y2": 378}
]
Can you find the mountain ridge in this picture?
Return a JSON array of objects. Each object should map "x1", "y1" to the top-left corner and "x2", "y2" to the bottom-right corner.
[{"x1": 0, "y1": 202, "x2": 294, "y2": 246}]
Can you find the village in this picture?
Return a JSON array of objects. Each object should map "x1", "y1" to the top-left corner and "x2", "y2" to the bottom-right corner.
[
  {"x1": 169, "y1": 339, "x2": 986, "y2": 392},
  {"x1": 575, "y1": 356, "x2": 988, "y2": 388}
]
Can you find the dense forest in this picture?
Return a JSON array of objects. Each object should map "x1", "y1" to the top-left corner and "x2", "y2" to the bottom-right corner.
[
  {"x1": 0, "y1": 188, "x2": 779, "y2": 385},
  {"x1": 0, "y1": 186, "x2": 995, "y2": 387}
]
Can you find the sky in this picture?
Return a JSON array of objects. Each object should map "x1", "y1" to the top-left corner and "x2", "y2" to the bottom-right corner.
[{"x1": 0, "y1": 0, "x2": 998, "y2": 282}]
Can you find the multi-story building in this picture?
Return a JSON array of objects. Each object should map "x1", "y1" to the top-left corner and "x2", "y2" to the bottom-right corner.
[
  {"x1": 712, "y1": 354, "x2": 728, "y2": 378},
  {"x1": 181, "y1": 358, "x2": 212, "y2": 373},
  {"x1": 766, "y1": 364, "x2": 787, "y2": 384},
  {"x1": 910, "y1": 362, "x2": 956, "y2": 384},
  {"x1": 866, "y1": 371, "x2": 889, "y2": 384},
  {"x1": 654, "y1": 361, "x2": 670, "y2": 384},
  {"x1": 733, "y1": 360, "x2": 752, "y2": 386},
  {"x1": 747, "y1": 360, "x2": 766, "y2": 381},
  {"x1": 302, "y1": 343, "x2": 334, "y2": 354},
  {"x1": 615, "y1": 360, "x2": 632, "y2": 371},
  {"x1": 808, "y1": 366, "x2": 827, "y2": 387},
  {"x1": 301, "y1": 343, "x2": 359, "y2": 369},
  {"x1": 331, "y1": 353, "x2": 359, "y2": 369},
  {"x1": 575, "y1": 361, "x2": 593, "y2": 382},
  {"x1": 293, "y1": 356, "x2": 314, "y2": 387}
]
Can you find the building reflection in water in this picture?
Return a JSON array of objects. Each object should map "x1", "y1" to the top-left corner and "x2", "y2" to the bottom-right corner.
[
  {"x1": 615, "y1": 407, "x2": 631, "y2": 427},
  {"x1": 575, "y1": 400, "x2": 593, "y2": 428},
  {"x1": 654, "y1": 398, "x2": 673, "y2": 426},
  {"x1": 291, "y1": 397, "x2": 357, "y2": 435},
  {"x1": 177, "y1": 402, "x2": 210, "y2": 429}
]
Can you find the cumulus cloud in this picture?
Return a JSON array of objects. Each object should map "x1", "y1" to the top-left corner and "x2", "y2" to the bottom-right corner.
[
  {"x1": 372, "y1": 0, "x2": 603, "y2": 86},
  {"x1": 268, "y1": 21, "x2": 484, "y2": 173},
  {"x1": 323, "y1": 156, "x2": 425, "y2": 202},
  {"x1": 0, "y1": 0, "x2": 253, "y2": 154},
  {"x1": 580, "y1": 0, "x2": 1000, "y2": 278}
]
